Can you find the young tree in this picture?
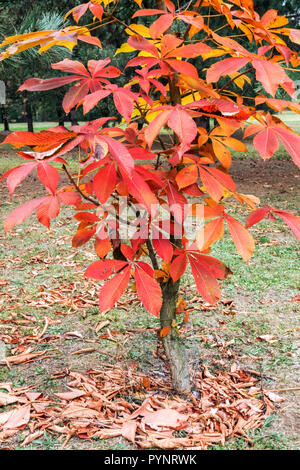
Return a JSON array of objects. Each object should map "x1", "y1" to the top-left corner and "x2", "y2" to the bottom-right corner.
[{"x1": 1, "y1": 0, "x2": 299, "y2": 392}]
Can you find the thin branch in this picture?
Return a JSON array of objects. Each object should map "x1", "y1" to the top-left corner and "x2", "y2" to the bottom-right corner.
[
  {"x1": 146, "y1": 239, "x2": 159, "y2": 270},
  {"x1": 218, "y1": 66, "x2": 254, "y2": 93},
  {"x1": 183, "y1": 0, "x2": 204, "y2": 41},
  {"x1": 62, "y1": 164, "x2": 100, "y2": 206}
]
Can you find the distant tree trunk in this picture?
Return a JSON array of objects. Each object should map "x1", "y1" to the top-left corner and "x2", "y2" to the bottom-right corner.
[
  {"x1": 57, "y1": 106, "x2": 65, "y2": 127},
  {"x1": 1, "y1": 105, "x2": 10, "y2": 131},
  {"x1": 70, "y1": 109, "x2": 78, "y2": 126},
  {"x1": 25, "y1": 100, "x2": 33, "y2": 132}
]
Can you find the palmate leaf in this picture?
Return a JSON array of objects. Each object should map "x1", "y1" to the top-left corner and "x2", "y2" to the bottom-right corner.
[
  {"x1": 207, "y1": 52, "x2": 295, "y2": 97},
  {"x1": 245, "y1": 116, "x2": 300, "y2": 168},
  {"x1": 19, "y1": 58, "x2": 122, "y2": 114},
  {"x1": 246, "y1": 207, "x2": 300, "y2": 241}
]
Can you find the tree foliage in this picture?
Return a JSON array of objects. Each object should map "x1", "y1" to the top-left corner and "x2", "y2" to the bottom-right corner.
[{"x1": 1, "y1": 0, "x2": 300, "y2": 391}]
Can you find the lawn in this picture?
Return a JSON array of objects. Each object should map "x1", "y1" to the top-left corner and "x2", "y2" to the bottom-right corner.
[{"x1": 0, "y1": 128, "x2": 299, "y2": 450}]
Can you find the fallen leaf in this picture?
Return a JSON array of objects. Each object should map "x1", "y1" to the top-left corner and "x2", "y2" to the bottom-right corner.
[
  {"x1": 122, "y1": 421, "x2": 137, "y2": 443},
  {"x1": 0, "y1": 392, "x2": 18, "y2": 406},
  {"x1": 141, "y1": 409, "x2": 189, "y2": 431},
  {"x1": 3, "y1": 405, "x2": 31, "y2": 430},
  {"x1": 264, "y1": 392, "x2": 285, "y2": 403},
  {"x1": 54, "y1": 389, "x2": 86, "y2": 400}
]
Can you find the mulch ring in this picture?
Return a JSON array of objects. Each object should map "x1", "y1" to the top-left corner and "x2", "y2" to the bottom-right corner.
[{"x1": 0, "y1": 364, "x2": 283, "y2": 450}]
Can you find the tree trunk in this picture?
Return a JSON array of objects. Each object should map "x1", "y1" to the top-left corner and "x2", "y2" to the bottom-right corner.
[
  {"x1": 1, "y1": 105, "x2": 10, "y2": 131},
  {"x1": 25, "y1": 101, "x2": 33, "y2": 132},
  {"x1": 160, "y1": 278, "x2": 191, "y2": 393}
]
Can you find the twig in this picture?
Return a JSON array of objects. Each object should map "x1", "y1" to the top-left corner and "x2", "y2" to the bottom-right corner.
[
  {"x1": 146, "y1": 239, "x2": 159, "y2": 270},
  {"x1": 218, "y1": 67, "x2": 254, "y2": 93},
  {"x1": 62, "y1": 164, "x2": 100, "y2": 206},
  {"x1": 266, "y1": 387, "x2": 300, "y2": 393}
]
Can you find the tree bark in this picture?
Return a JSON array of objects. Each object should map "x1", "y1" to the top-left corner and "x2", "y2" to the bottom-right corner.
[{"x1": 160, "y1": 277, "x2": 191, "y2": 393}]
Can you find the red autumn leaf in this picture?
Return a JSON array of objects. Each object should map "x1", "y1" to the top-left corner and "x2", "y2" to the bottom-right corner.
[
  {"x1": 150, "y1": 14, "x2": 174, "y2": 39},
  {"x1": 94, "y1": 234, "x2": 111, "y2": 258},
  {"x1": 253, "y1": 127, "x2": 279, "y2": 159},
  {"x1": 207, "y1": 57, "x2": 249, "y2": 84},
  {"x1": 37, "y1": 162, "x2": 60, "y2": 194},
  {"x1": 170, "y1": 254, "x2": 187, "y2": 282},
  {"x1": 245, "y1": 120, "x2": 300, "y2": 168},
  {"x1": 273, "y1": 210, "x2": 300, "y2": 240},
  {"x1": 35, "y1": 195, "x2": 60, "y2": 228},
  {"x1": 20, "y1": 58, "x2": 121, "y2": 114},
  {"x1": 4, "y1": 197, "x2": 48, "y2": 232},
  {"x1": 168, "y1": 107, "x2": 198, "y2": 146},
  {"x1": 98, "y1": 265, "x2": 131, "y2": 313},
  {"x1": 166, "y1": 182, "x2": 188, "y2": 223},
  {"x1": 85, "y1": 259, "x2": 128, "y2": 280},
  {"x1": 189, "y1": 255, "x2": 221, "y2": 304},
  {"x1": 93, "y1": 163, "x2": 116, "y2": 204},
  {"x1": 127, "y1": 35, "x2": 159, "y2": 58},
  {"x1": 145, "y1": 109, "x2": 172, "y2": 148},
  {"x1": 134, "y1": 267, "x2": 162, "y2": 316},
  {"x1": 2, "y1": 129, "x2": 76, "y2": 152},
  {"x1": 124, "y1": 170, "x2": 159, "y2": 213},
  {"x1": 72, "y1": 227, "x2": 96, "y2": 247},
  {"x1": 246, "y1": 207, "x2": 270, "y2": 228},
  {"x1": 198, "y1": 167, "x2": 224, "y2": 202},
  {"x1": 152, "y1": 238, "x2": 173, "y2": 263},
  {"x1": 101, "y1": 136, "x2": 134, "y2": 176},
  {"x1": 252, "y1": 59, "x2": 293, "y2": 97},
  {"x1": 0, "y1": 162, "x2": 37, "y2": 196},
  {"x1": 175, "y1": 165, "x2": 198, "y2": 190}
]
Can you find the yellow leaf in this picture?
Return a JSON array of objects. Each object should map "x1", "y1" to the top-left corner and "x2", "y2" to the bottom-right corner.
[
  {"x1": 202, "y1": 48, "x2": 227, "y2": 61},
  {"x1": 132, "y1": 0, "x2": 143, "y2": 7},
  {"x1": 228, "y1": 71, "x2": 251, "y2": 90},
  {"x1": 125, "y1": 24, "x2": 150, "y2": 38},
  {"x1": 115, "y1": 42, "x2": 136, "y2": 55}
]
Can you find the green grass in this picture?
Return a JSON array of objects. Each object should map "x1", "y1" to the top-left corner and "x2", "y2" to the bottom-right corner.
[{"x1": 0, "y1": 122, "x2": 86, "y2": 132}]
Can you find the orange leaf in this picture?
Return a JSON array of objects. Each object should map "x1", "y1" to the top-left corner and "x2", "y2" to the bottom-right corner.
[
  {"x1": 160, "y1": 326, "x2": 171, "y2": 337},
  {"x1": 224, "y1": 213, "x2": 255, "y2": 262},
  {"x1": 197, "y1": 217, "x2": 224, "y2": 251}
]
